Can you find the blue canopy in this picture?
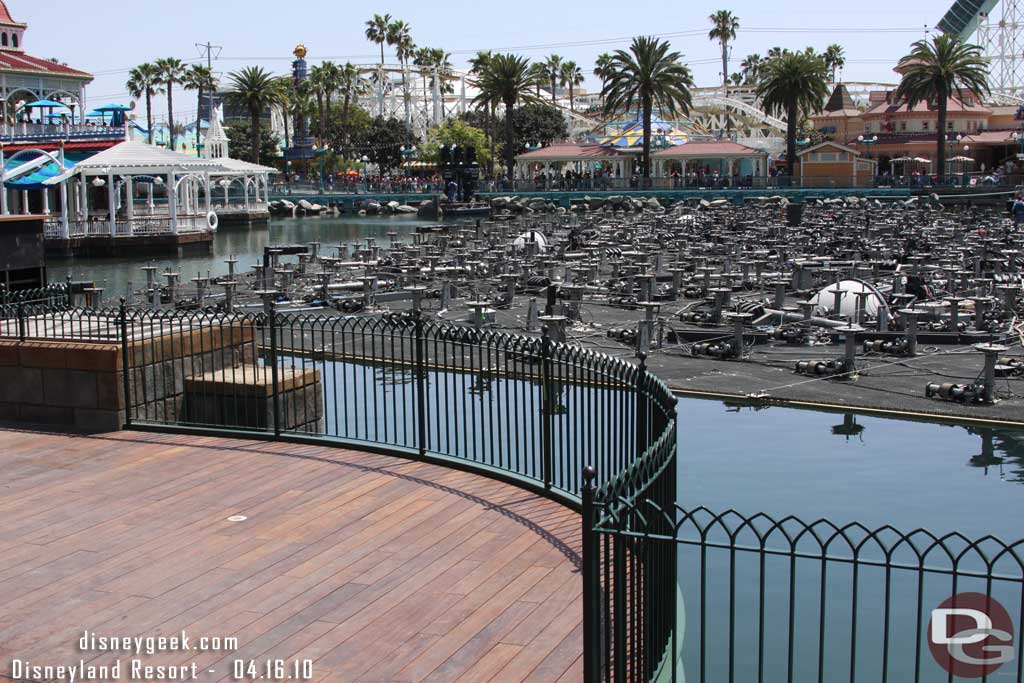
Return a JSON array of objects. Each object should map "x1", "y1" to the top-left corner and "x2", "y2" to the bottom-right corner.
[
  {"x1": 24, "y1": 99, "x2": 68, "y2": 109},
  {"x1": 2, "y1": 152, "x2": 83, "y2": 190},
  {"x1": 94, "y1": 103, "x2": 131, "y2": 112}
]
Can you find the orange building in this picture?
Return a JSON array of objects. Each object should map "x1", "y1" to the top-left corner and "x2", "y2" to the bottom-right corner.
[{"x1": 797, "y1": 141, "x2": 877, "y2": 187}]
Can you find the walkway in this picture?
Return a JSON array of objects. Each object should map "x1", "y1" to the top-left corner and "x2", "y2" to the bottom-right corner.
[{"x1": 0, "y1": 430, "x2": 582, "y2": 683}]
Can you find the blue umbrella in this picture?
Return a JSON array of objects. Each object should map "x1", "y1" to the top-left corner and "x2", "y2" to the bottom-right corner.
[{"x1": 24, "y1": 99, "x2": 68, "y2": 108}]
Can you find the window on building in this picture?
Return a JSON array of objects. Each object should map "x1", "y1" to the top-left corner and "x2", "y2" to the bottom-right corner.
[
  {"x1": 900, "y1": 121, "x2": 907, "y2": 132},
  {"x1": 922, "y1": 121, "x2": 929, "y2": 131},
  {"x1": 2, "y1": 34, "x2": 9, "y2": 47},
  {"x1": 948, "y1": 121, "x2": 954, "y2": 130},
  {"x1": 12, "y1": 33, "x2": 18, "y2": 48}
]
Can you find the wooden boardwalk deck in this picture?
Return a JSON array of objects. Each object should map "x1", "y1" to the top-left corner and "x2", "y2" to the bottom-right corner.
[{"x1": 0, "y1": 430, "x2": 582, "y2": 683}]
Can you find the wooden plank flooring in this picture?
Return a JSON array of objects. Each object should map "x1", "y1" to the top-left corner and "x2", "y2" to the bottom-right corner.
[{"x1": 0, "y1": 429, "x2": 582, "y2": 683}]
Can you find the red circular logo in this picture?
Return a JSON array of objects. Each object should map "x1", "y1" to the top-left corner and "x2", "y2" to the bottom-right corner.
[{"x1": 928, "y1": 592, "x2": 1015, "y2": 678}]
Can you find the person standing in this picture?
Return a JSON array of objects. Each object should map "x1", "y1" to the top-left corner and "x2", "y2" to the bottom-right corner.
[{"x1": 1012, "y1": 193, "x2": 1024, "y2": 228}]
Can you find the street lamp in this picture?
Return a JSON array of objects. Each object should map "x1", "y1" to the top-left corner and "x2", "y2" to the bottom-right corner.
[
  {"x1": 361, "y1": 155, "x2": 370, "y2": 191},
  {"x1": 857, "y1": 134, "x2": 878, "y2": 159}
]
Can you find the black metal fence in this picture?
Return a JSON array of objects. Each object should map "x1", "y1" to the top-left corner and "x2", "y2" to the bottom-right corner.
[{"x1": 3, "y1": 303, "x2": 1023, "y2": 683}]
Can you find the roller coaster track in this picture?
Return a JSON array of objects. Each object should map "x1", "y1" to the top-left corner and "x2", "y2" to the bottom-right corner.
[{"x1": 691, "y1": 95, "x2": 788, "y2": 132}]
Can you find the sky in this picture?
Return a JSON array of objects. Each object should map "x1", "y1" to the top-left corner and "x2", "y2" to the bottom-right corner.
[{"x1": 19, "y1": 0, "x2": 962, "y2": 120}]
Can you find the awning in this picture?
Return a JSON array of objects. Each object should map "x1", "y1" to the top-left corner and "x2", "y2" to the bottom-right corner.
[
  {"x1": 24, "y1": 99, "x2": 68, "y2": 109},
  {"x1": 3, "y1": 152, "x2": 83, "y2": 190}
]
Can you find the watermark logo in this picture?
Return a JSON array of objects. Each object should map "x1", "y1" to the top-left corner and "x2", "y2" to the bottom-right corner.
[{"x1": 928, "y1": 592, "x2": 1015, "y2": 678}]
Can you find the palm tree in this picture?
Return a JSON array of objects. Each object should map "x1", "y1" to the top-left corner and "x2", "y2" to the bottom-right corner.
[
  {"x1": 528, "y1": 63, "x2": 547, "y2": 98},
  {"x1": 183, "y1": 65, "x2": 217, "y2": 153},
  {"x1": 823, "y1": 44, "x2": 846, "y2": 82},
  {"x1": 227, "y1": 66, "x2": 278, "y2": 164},
  {"x1": 308, "y1": 64, "x2": 328, "y2": 142},
  {"x1": 365, "y1": 13, "x2": 393, "y2": 66},
  {"x1": 338, "y1": 62, "x2": 365, "y2": 128},
  {"x1": 709, "y1": 10, "x2": 739, "y2": 134},
  {"x1": 757, "y1": 49, "x2": 829, "y2": 174},
  {"x1": 594, "y1": 53, "x2": 614, "y2": 88},
  {"x1": 740, "y1": 53, "x2": 763, "y2": 85},
  {"x1": 126, "y1": 63, "x2": 163, "y2": 145},
  {"x1": 469, "y1": 51, "x2": 498, "y2": 176},
  {"x1": 473, "y1": 53, "x2": 538, "y2": 180},
  {"x1": 559, "y1": 61, "x2": 584, "y2": 112},
  {"x1": 154, "y1": 57, "x2": 186, "y2": 150},
  {"x1": 544, "y1": 55, "x2": 563, "y2": 104},
  {"x1": 389, "y1": 22, "x2": 415, "y2": 129},
  {"x1": 895, "y1": 34, "x2": 989, "y2": 179},
  {"x1": 602, "y1": 36, "x2": 694, "y2": 179}
]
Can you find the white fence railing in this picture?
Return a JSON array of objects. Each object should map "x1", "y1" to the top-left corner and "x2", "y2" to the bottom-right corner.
[{"x1": 44, "y1": 215, "x2": 211, "y2": 239}]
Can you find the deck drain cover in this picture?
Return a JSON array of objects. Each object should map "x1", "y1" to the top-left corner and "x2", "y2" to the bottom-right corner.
[{"x1": 227, "y1": 515, "x2": 248, "y2": 522}]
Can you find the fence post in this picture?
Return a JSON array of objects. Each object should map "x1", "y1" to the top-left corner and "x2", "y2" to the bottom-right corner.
[
  {"x1": 540, "y1": 325, "x2": 554, "y2": 490},
  {"x1": 582, "y1": 466, "x2": 601, "y2": 683},
  {"x1": 413, "y1": 309, "x2": 427, "y2": 457},
  {"x1": 268, "y1": 301, "x2": 281, "y2": 436},
  {"x1": 636, "y1": 353, "x2": 648, "y2": 458},
  {"x1": 16, "y1": 300, "x2": 25, "y2": 342},
  {"x1": 119, "y1": 298, "x2": 132, "y2": 428}
]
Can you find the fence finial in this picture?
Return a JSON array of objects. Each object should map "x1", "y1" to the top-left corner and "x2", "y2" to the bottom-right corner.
[{"x1": 582, "y1": 465, "x2": 596, "y2": 485}]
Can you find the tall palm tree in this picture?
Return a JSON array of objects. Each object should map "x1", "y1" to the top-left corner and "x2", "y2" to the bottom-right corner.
[
  {"x1": 895, "y1": 34, "x2": 989, "y2": 179},
  {"x1": 227, "y1": 66, "x2": 278, "y2": 164},
  {"x1": 529, "y1": 63, "x2": 547, "y2": 98},
  {"x1": 389, "y1": 22, "x2": 415, "y2": 129},
  {"x1": 338, "y1": 62, "x2": 365, "y2": 128},
  {"x1": 308, "y1": 64, "x2": 328, "y2": 142},
  {"x1": 183, "y1": 64, "x2": 217, "y2": 153},
  {"x1": 757, "y1": 49, "x2": 829, "y2": 174},
  {"x1": 740, "y1": 53, "x2": 763, "y2": 85},
  {"x1": 602, "y1": 36, "x2": 694, "y2": 179},
  {"x1": 365, "y1": 14, "x2": 393, "y2": 66},
  {"x1": 544, "y1": 55, "x2": 563, "y2": 104},
  {"x1": 560, "y1": 61, "x2": 584, "y2": 112},
  {"x1": 154, "y1": 57, "x2": 186, "y2": 150},
  {"x1": 473, "y1": 53, "x2": 538, "y2": 180},
  {"x1": 469, "y1": 51, "x2": 498, "y2": 176},
  {"x1": 709, "y1": 10, "x2": 740, "y2": 134},
  {"x1": 126, "y1": 63, "x2": 163, "y2": 145},
  {"x1": 594, "y1": 53, "x2": 614, "y2": 88},
  {"x1": 823, "y1": 44, "x2": 846, "y2": 82}
]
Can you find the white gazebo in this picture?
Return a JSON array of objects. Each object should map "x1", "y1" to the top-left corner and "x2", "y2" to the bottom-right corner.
[
  {"x1": 38, "y1": 140, "x2": 225, "y2": 239},
  {"x1": 204, "y1": 106, "x2": 276, "y2": 219}
]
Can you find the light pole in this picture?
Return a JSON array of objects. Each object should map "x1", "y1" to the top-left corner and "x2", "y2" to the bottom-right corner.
[
  {"x1": 361, "y1": 155, "x2": 370, "y2": 192},
  {"x1": 857, "y1": 134, "x2": 878, "y2": 184}
]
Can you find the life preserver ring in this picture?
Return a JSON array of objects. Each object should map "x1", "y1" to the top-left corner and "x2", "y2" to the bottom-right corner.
[{"x1": 207, "y1": 211, "x2": 219, "y2": 231}]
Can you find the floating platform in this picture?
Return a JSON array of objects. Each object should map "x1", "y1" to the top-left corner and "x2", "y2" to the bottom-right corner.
[{"x1": 45, "y1": 230, "x2": 215, "y2": 258}]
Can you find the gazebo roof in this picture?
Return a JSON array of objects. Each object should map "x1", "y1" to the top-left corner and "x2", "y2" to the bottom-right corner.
[
  {"x1": 210, "y1": 157, "x2": 279, "y2": 174},
  {"x1": 653, "y1": 141, "x2": 765, "y2": 158},
  {"x1": 515, "y1": 144, "x2": 629, "y2": 161},
  {"x1": 598, "y1": 116, "x2": 692, "y2": 148},
  {"x1": 48, "y1": 140, "x2": 225, "y2": 180}
]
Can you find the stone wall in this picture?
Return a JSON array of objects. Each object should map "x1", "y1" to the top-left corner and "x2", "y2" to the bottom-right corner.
[{"x1": 0, "y1": 340, "x2": 124, "y2": 431}]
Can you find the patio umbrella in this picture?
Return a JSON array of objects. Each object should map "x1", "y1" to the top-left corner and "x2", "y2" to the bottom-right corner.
[
  {"x1": 94, "y1": 103, "x2": 131, "y2": 126},
  {"x1": 23, "y1": 99, "x2": 68, "y2": 109}
]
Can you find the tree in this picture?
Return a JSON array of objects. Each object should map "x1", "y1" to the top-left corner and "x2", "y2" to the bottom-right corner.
[
  {"x1": 183, "y1": 65, "x2": 217, "y2": 153},
  {"x1": 560, "y1": 61, "x2": 584, "y2": 112},
  {"x1": 389, "y1": 22, "x2": 415, "y2": 129},
  {"x1": 544, "y1": 55, "x2": 563, "y2": 104},
  {"x1": 337, "y1": 62, "x2": 367, "y2": 143},
  {"x1": 895, "y1": 34, "x2": 989, "y2": 179},
  {"x1": 527, "y1": 63, "x2": 546, "y2": 98},
  {"x1": 365, "y1": 14, "x2": 393, "y2": 66},
  {"x1": 757, "y1": 49, "x2": 829, "y2": 174},
  {"x1": 468, "y1": 51, "x2": 499, "y2": 176},
  {"x1": 473, "y1": 53, "x2": 539, "y2": 179},
  {"x1": 709, "y1": 10, "x2": 739, "y2": 134},
  {"x1": 740, "y1": 53, "x2": 763, "y2": 85},
  {"x1": 510, "y1": 103, "x2": 568, "y2": 150},
  {"x1": 421, "y1": 119, "x2": 493, "y2": 168},
  {"x1": 154, "y1": 57, "x2": 186, "y2": 150},
  {"x1": 308, "y1": 64, "x2": 328, "y2": 142},
  {"x1": 823, "y1": 44, "x2": 846, "y2": 82},
  {"x1": 602, "y1": 36, "x2": 694, "y2": 178},
  {"x1": 126, "y1": 63, "x2": 163, "y2": 145},
  {"x1": 350, "y1": 116, "x2": 416, "y2": 173},
  {"x1": 594, "y1": 53, "x2": 614, "y2": 90},
  {"x1": 225, "y1": 121, "x2": 279, "y2": 165},
  {"x1": 226, "y1": 66, "x2": 279, "y2": 164}
]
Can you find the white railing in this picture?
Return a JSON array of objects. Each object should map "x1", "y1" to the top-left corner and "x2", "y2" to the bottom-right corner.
[
  {"x1": 44, "y1": 215, "x2": 211, "y2": 239},
  {"x1": 1, "y1": 122, "x2": 125, "y2": 141}
]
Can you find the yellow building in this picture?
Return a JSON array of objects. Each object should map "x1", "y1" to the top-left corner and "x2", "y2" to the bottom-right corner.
[{"x1": 797, "y1": 141, "x2": 877, "y2": 187}]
